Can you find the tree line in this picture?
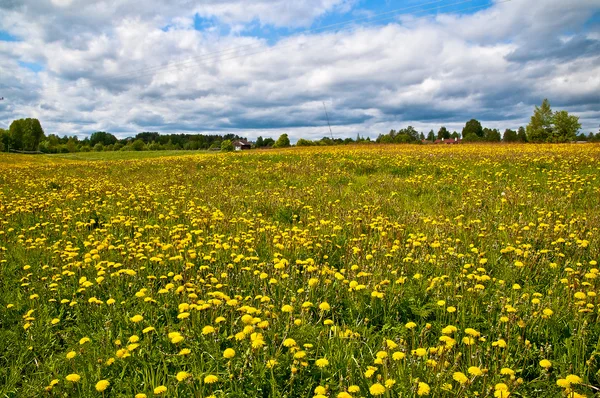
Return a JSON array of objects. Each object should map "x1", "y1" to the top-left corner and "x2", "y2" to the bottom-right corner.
[{"x1": 0, "y1": 99, "x2": 597, "y2": 153}]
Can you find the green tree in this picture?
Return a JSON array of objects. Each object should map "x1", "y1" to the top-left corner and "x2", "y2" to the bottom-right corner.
[
  {"x1": 437, "y1": 126, "x2": 450, "y2": 140},
  {"x1": 517, "y1": 126, "x2": 527, "y2": 142},
  {"x1": 273, "y1": 134, "x2": 291, "y2": 148},
  {"x1": 296, "y1": 138, "x2": 314, "y2": 146},
  {"x1": 526, "y1": 99, "x2": 553, "y2": 142},
  {"x1": 9, "y1": 119, "x2": 24, "y2": 150},
  {"x1": 131, "y1": 139, "x2": 146, "y2": 151},
  {"x1": 90, "y1": 131, "x2": 117, "y2": 146},
  {"x1": 0, "y1": 128, "x2": 10, "y2": 151},
  {"x1": 426, "y1": 130, "x2": 435, "y2": 141},
  {"x1": 255, "y1": 136, "x2": 265, "y2": 147},
  {"x1": 550, "y1": 110, "x2": 580, "y2": 142},
  {"x1": 503, "y1": 129, "x2": 518, "y2": 142},
  {"x1": 483, "y1": 128, "x2": 501, "y2": 142},
  {"x1": 462, "y1": 119, "x2": 483, "y2": 138},
  {"x1": 221, "y1": 139, "x2": 234, "y2": 152}
]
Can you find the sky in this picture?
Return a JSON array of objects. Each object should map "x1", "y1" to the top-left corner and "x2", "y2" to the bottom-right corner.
[{"x1": 0, "y1": 0, "x2": 599, "y2": 141}]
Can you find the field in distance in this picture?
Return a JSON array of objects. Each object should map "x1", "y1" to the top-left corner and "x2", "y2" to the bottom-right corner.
[{"x1": 1, "y1": 144, "x2": 599, "y2": 397}]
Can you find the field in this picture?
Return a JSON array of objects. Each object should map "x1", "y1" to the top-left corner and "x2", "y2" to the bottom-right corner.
[{"x1": 1, "y1": 144, "x2": 600, "y2": 398}]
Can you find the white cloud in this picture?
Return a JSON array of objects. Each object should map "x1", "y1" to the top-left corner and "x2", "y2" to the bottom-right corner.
[{"x1": 0, "y1": 0, "x2": 599, "y2": 139}]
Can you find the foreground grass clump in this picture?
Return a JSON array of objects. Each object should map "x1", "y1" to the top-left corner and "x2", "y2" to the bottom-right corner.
[{"x1": 1, "y1": 144, "x2": 599, "y2": 397}]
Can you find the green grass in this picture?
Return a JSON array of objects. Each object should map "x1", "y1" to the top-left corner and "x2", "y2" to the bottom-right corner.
[{"x1": 1, "y1": 144, "x2": 600, "y2": 397}]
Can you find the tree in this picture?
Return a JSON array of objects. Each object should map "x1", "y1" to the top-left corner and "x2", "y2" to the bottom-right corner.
[
  {"x1": 0, "y1": 128, "x2": 10, "y2": 151},
  {"x1": 273, "y1": 134, "x2": 291, "y2": 148},
  {"x1": 90, "y1": 131, "x2": 117, "y2": 146},
  {"x1": 296, "y1": 139, "x2": 314, "y2": 146},
  {"x1": 517, "y1": 126, "x2": 527, "y2": 142},
  {"x1": 550, "y1": 110, "x2": 580, "y2": 142},
  {"x1": 462, "y1": 119, "x2": 483, "y2": 139},
  {"x1": 9, "y1": 119, "x2": 24, "y2": 150},
  {"x1": 93, "y1": 143, "x2": 104, "y2": 151},
  {"x1": 426, "y1": 130, "x2": 435, "y2": 142},
  {"x1": 483, "y1": 128, "x2": 501, "y2": 142},
  {"x1": 526, "y1": 99, "x2": 553, "y2": 142},
  {"x1": 437, "y1": 126, "x2": 450, "y2": 140},
  {"x1": 221, "y1": 140, "x2": 234, "y2": 152},
  {"x1": 131, "y1": 139, "x2": 146, "y2": 151},
  {"x1": 263, "y1": 137, "x2": 275, "y2": 147},
  {"x1": 255, "y1": 136, "x2": 265, "y2": 148},
  {"x1": 503, "y1": 129, "x2": 518, "y2": 142}
]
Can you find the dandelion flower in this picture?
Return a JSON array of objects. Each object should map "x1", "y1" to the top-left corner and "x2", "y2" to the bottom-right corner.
[
  {"x1": 154, "y1": 386, "x2": 167, "y2": 394},
  {"x1": 539, "y1": 359, "x2": 552, "y2": 369},
  {"x1": 223, "y1": 348, "x2": 235, "y2": 358},
  {"x1": 315, "y1": 358, "x2": 329, "y2": 368},
  {"x1": 66, "y1": 374, "x2": 81, "y2": 383},
  {"x1": 176, "y1": 371, "x2": 191, "y2": 382},
  {"x1": 95, "y1": 380, "x2": 110, "y2": 392},
  {"x1": 66, "y1": 351, "x2": 76, "y2": 359},
  {"x1": 453, "y1": 372, "x2": 469, "y2": 384},
  {"x1": 204, "y1": 374, "x2": 218, "y2": 384},
  {"x1": 369, "y1": 383, "x2": 386, "y2": 396},
  {"x1": 130, "y1": 315, "x2": 143, "y2": 323},
  {"x1": 202, "y1": 325, "x2": 215, "y2": 335},
  {"x1": 417, "y1": 382, "x2": 430, "y2": 396}
]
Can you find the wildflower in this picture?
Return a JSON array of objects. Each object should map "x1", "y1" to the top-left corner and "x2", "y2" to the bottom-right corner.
[
  {"x1": 223, "y1": 348, "x2": 235, "y2": 358},
  {"x1": 142, "y1": 326, "x2": 155, "y2": 334},
  {"x1": 539, "y1": 359, "x2": 552, "y2": 369},
  {"x1": 135, "y1": 394, "x2": 147, "y2": 398},
  {"x1": 385, "y1": 379, "x2": 396, "y2": 388},
  {"x1": 386, "y1": 339, "x2": 398, "y2": 349},
  {"x1": 176, "y1": 371, "x2": 191, "y2": 382},
  {"x1": 369, "y1": 383, "x2": 386, "y2": 396},
  {"x1": 417, "y1": 382, "x2": 430, "y2": 396},
  {"x1": 501, "y1": 367, "x2": 515, "y2": 376},
  {"x1": 348, "y1": 385, "x2": 360, "y2": 393},
  {"x1": 405, "y1": 321, "x2": 417, "y2": 329},
  {"x1": 453, "y1": 372, "x2": 469, "y2": 384},
  {"x1": 178, "y1": 348, "x2": 191, "y2": 356},
  {"x1": 314, "y1": 386, "x2": 327, "y2": 395},
  {"x1": 392, "y1": 352, "x2": 406, "y2": 360},
  {"x1": 154, "y1": 386, "x2": 167, "y2": 394},
  {"x1": 338, "y1": 393, "x2": 352, "y2": 398},
  {"x1": 66, "y1": 374, "x2": 81, "y2": 383},
  {"x1": 66, "y1": 351, "x2": 76, "y2": 359},
  {"x1": 95, "y1": 380, "x2": 110, "y2": 392},
  {"x1": 565, "y1": 374, "x2": 583, "y2": 384},
  {"x1": 319, "y1": 302, "x2": 331, "y2": 311},
  {"x1": 414, "y1": 348, "x2": 427, "y2": 357},
  {"x1": 79, "y1": 337, "x2": 90, "y2": 345},
  {"x1": 202, "y1": 325, "x2": 215, "y2": 335},
  {"x1": 130, "y1": 315, "x2": 143, "y2": 323},
  {"x1": 204, "y1": 374, "x2": 218, "y2": 384},
  {"x1": 468, "y1": 366, "x2": 483, "y2": 376},
  {"x1": 315, "y1": 358, "x2": 329, "y2": 368},
  {"x1": 283, "y1": 338, "x2": 297, "y2": 347}
]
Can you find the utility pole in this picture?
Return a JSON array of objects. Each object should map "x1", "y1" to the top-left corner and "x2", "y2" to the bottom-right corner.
[{"x1": 322, "y1": 101, "x2": 333, "y2": 140}]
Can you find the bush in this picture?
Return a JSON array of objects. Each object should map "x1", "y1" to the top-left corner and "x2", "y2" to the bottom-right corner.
[{"x1": 221, "y1": 140, "x2": 234, "y2": 152}]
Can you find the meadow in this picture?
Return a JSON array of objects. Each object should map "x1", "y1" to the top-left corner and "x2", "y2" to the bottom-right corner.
[{"x1": 1, "y1": 144, "x2": 599, "y2": 397}]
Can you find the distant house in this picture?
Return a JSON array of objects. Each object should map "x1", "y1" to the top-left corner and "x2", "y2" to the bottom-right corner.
[
  {"x1": 233, "y1": 140, "x2": 252, "y2": 151},
  {"x1": 434, "y1": 137, "x2": 461, "y2": 144}
]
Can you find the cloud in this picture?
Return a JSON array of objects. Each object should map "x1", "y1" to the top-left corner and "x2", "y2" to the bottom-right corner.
[{"x1": 0, "y1": 0, "x2": 599, "y2": 139}]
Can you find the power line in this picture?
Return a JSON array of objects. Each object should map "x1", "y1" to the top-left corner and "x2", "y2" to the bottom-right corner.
[{"x1": 33, "y1": 0, "x2": 506, "y2": 96}]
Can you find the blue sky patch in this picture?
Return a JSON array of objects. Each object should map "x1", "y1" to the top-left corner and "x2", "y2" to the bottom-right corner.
[{"x1": 19, "y1": 61, "x2": 44, "y2": 73}]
